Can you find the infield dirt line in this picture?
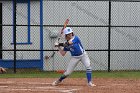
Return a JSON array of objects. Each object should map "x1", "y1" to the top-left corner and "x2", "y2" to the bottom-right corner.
[
  {"x1": 0, "y1": 82, "x2": 81, "y2": 93},
  {"x1": 6, "y1": 86, "x2": 80, "y2": 93},
  {"x1": 0, "y1": 86, "x2": 8, "y2": 88},
  {"x1": 26, "y1": 82, "x2": 52, "y2": 85},
  {"x1": 0, "y1": 81, "x2": 15, "y2": 84},
  {"x1": 0, "y1": 81, "x2": 52, "y2": 85}
]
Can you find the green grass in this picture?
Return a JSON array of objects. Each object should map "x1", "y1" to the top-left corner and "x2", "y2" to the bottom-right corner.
[
  {"x1": 0, "y1": 71, "x2": 140, "y2": 78},
  {"x1": 93, "y1": 71, "x2": 140, "y2": 78},
  {"x1": 0, "y1": 72, "x2": 61, "y2": 78}
]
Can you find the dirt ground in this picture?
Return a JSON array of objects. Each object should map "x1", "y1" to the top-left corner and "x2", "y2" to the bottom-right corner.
[{"x1": 0, "y1": 78, "x2": 140, "y2": 93}]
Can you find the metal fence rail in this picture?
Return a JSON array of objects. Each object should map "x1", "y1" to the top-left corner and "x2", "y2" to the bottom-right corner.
[{"x1": 0, "y1": 0, "x2": 140, "y2": 73}]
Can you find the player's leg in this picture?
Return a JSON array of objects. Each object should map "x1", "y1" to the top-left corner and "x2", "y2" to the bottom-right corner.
[
  {"x1": 81, "y1": 52, "x2": 92, "y2": 82},
  {"x1": 52, "y1": 57, "x2": 80, "y2": 86},
  {"x1": 59, "y1": 57, "x2": 80, "y2": 81},
  {"x1": 81, "y1": 52, "x2": 96, "y2": 87}
]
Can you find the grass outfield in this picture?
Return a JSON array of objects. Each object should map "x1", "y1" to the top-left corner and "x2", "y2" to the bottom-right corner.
[{"x1": 0, "y1": 71, "x2": 140, "y2": 78}]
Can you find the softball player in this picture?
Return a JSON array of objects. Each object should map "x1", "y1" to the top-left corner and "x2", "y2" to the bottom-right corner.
[{"x1": 52, "y1": 27, "x2": 96, "y2": 87}]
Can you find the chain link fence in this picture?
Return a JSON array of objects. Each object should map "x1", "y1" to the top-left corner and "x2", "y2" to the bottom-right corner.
[{"x1": 0, "y1": 0, "x2": 140, "y2": 73}]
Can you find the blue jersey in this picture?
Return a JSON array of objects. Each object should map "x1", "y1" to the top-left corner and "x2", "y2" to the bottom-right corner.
[{"x1": 63, "y1": 35, "x2": 84, "y2": 56}]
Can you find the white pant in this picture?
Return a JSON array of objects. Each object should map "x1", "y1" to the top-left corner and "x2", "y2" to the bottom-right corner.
[{"x1": 64, "y1": 52, "x2": 91, "y2": 76}]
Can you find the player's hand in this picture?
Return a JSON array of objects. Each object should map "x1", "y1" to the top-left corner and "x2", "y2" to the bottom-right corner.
[
  {"x1": 63, "y1": 42, "x2": 69, "y2": 47},
  {"x1": 54, "y1": 42, "x2": 59, "y2": 47}
]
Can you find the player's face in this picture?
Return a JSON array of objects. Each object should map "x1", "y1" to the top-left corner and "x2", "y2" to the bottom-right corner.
[{"x1": 65, "y1": 33, "x2": 73, "y2": 40}]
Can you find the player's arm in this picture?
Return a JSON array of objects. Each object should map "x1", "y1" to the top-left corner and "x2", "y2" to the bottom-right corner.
[
  {"x1": 54, "y1": 42, "x2": 67, "y2": 56},
  {"x1": 56, "y1": 41, "x2": 71, "y2": 47},
  {"x1": 66, "y1": 37, "x2": 77, "y2": 45},
  {"x1": 67, "y1": 41, "x2": 73, "y2": 45},
  {"x1": 58, "y1": 47, "x2": 67, "y2": 56}
]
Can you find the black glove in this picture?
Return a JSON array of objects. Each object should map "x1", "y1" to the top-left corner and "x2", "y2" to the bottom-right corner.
[
  {"x1": 63, "y1": 42, "x2": 69, "y2": 47},
  {"x1": 58, "y1": 42, "x2": 69, "y2": 47},
  {"x1": 58, "y1": 43, "x2": 64, "y2": 46}
]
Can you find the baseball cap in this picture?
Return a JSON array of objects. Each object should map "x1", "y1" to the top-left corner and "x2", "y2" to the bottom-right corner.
[{"x1": 63, "y1": 27, "x2": 73, "y2": 35}]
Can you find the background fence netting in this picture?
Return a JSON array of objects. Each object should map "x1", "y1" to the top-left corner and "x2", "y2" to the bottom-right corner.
[{"x1": 0, "y1": 0, "x2": 140, "y2": 73}]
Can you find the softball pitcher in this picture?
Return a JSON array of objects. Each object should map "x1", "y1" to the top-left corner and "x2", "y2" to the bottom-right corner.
[{"x1": 52, "y1": 27, "x2": 96, "y2": 87}]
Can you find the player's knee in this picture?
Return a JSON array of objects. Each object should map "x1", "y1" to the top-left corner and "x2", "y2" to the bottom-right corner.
[{"x1": 64, "y1": 71, "x2": 71, "y2": 76}]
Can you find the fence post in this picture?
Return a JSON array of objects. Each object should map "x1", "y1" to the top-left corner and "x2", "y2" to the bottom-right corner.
[
  {"x1": 108, "y1": 0, "x2": 111, "y2": 72},
  {"x1": 13, "y1": 0, "x2": 17, "y2": 73},
  {"x1": 40, "y1": 0, "x2": 43, "y2": 70}
]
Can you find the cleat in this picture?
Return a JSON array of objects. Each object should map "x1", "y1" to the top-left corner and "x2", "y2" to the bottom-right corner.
[
  {"x1": 88, "y1": 82, "x2": 96, "y2": 87},
  {"x1": 52, "y1": 80, "x2": 61, "y2": 86}
]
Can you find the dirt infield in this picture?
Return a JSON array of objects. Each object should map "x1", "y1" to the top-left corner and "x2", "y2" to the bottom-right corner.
[{"x1": 0, "y1": 78, "x2": 140, "y2": 93}]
